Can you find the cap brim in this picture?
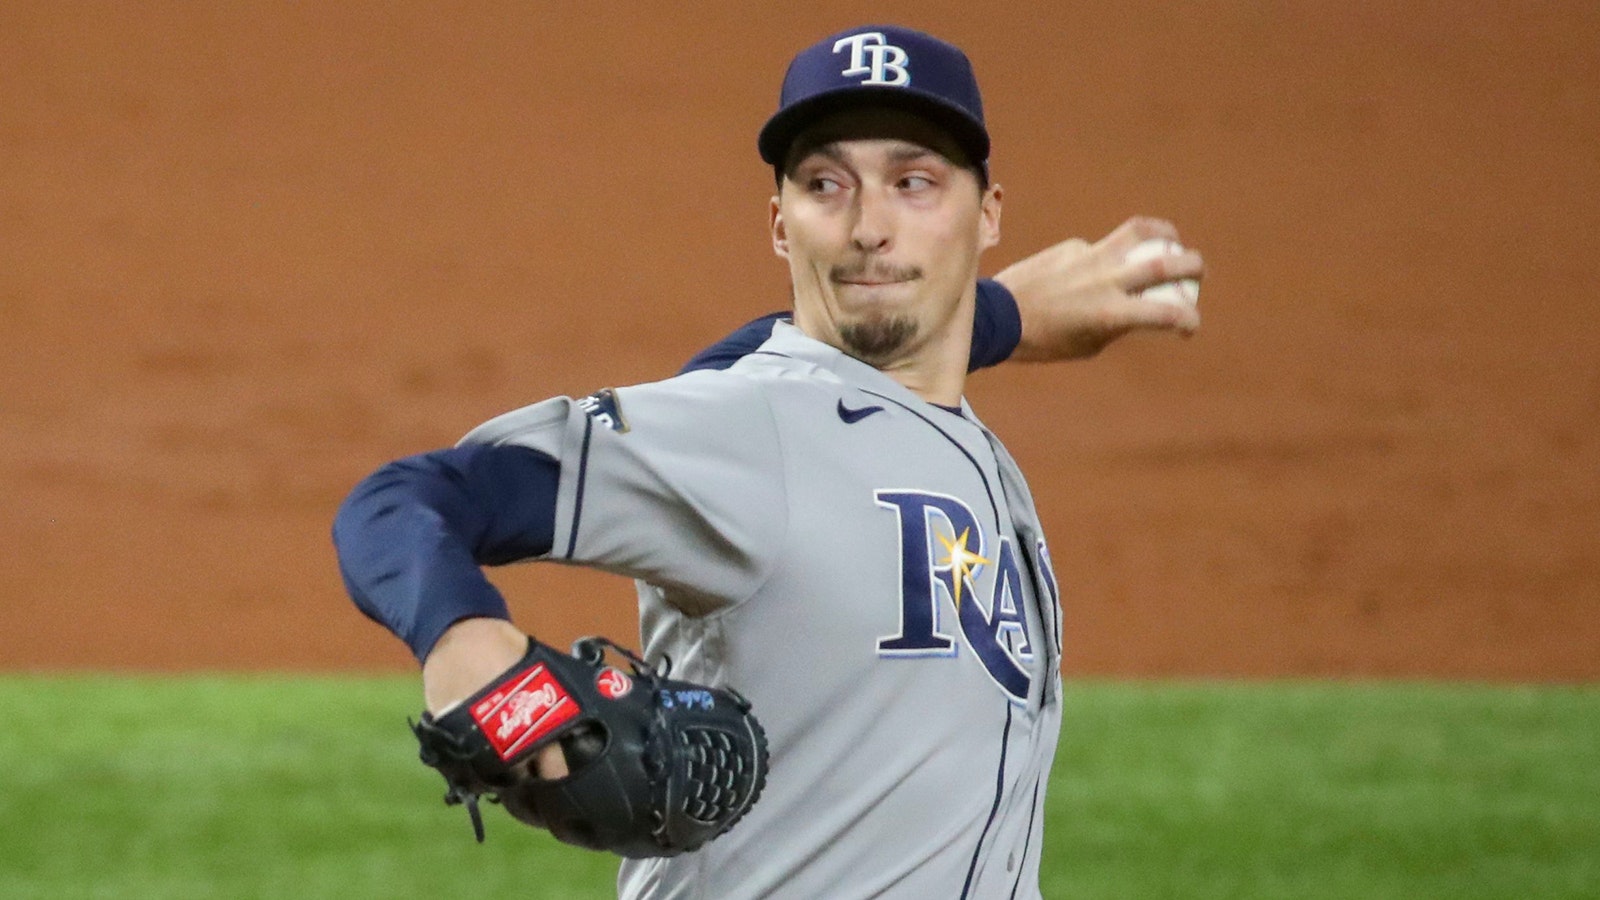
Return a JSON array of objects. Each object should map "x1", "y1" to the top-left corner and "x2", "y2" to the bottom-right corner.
[{"x1": 757, "y1": 86, "x2": 990, "y2": 169}]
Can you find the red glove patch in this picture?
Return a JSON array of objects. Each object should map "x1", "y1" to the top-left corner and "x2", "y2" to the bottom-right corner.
[{"x1": 469, "y1": 663, "x2": 580, "y2": 762}]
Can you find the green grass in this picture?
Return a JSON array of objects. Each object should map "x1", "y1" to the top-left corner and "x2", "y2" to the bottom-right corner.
[
  {"x1": 1047, "y1": 682, "x2": 1599, "y2": 899},
  {"x1": 0, "y1": 678, "x2": 1594, "y2": 899}
]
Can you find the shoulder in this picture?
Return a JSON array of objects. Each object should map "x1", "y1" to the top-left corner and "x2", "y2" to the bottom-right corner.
[
  {"x1": 679, "y1": 313, "x2": 788, "y2": 375},
  {"x1": 459, "y1": 367, "x2": 790, "y2": 450},
  {"x1": 611, "y1": 360, "x2": 829, "y2": 438},
  {"x1": 463, "y1": 327, "x2": 845, "y2": 452}
]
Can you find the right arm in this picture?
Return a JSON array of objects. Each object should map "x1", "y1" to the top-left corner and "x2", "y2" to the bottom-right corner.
[{"x1": 334, "y1": 379, "x2": 785, "y2": 711}]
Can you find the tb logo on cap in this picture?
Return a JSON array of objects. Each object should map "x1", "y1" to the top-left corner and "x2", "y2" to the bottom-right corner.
[{"x1": 833, "y1": 32, "x2": 910, "y2": 86}]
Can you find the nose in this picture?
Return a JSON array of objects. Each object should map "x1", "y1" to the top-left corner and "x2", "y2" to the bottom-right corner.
[{"x1": 849, "y1": 186, "x2": 893, "y2": 254}]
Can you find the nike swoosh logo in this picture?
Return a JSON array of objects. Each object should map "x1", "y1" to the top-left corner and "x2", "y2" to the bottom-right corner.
[{"x1": 837, "y1": 400, "x2": 885, "y2": 424}]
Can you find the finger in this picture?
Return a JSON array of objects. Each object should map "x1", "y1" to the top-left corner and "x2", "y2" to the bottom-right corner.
[
  {"x1": 533, "y1": 742, "x2": 570, "y2": 780},
  {"x1": 1103, "y1": 295, "x2": 1201, "y2": 334},
  {"x1": 1170, "y1": 303, "x2": 1201, "y2": 336},
  {"x1": 1098, "y1": 216, "x2": 1180, "y2": 257},
  {"x1": 1117, "y1": 249, "x2": 1204, "y2": 292}
]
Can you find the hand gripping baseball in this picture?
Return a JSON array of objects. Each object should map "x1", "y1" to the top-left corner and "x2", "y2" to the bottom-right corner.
[
  {"x1": 411, "y1": 636, "x2": 769, "y2": 858},
  {"x1": 995, "y1": 216, "x2": 1205, "y2": 362}
]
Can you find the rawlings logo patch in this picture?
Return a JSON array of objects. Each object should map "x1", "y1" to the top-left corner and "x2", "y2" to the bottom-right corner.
[
  {"x1": 596, "y1": 667, "x2": 633, "y2": 700},
  {"x1": 577, "y1": 388, "x2": 629, "y2": 433},
  {"x1": 470, "y1": 664, "x2": 579, "y2": 762}
]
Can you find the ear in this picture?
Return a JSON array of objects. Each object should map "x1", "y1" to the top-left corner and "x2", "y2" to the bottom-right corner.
[
  {"x1": 769, "y1": 195, "x2": 789, "y2": 259},
  {"x1": 979, "y1": 183, "x2": 1003, "y2": 251}
]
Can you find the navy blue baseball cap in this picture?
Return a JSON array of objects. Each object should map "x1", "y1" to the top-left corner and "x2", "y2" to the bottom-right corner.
[{"x1": 758, "y1": 25, "x2": 989, "y2": 170}]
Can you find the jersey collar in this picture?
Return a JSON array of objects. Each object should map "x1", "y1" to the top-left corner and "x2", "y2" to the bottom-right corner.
[{"x1": 758, "y1": 321, "x2": 975, "y2": 421}]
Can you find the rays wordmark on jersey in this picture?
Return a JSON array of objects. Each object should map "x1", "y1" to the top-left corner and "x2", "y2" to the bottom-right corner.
[{"x1": 874, "y1": 490, "x2": 1038, "y2": 704}]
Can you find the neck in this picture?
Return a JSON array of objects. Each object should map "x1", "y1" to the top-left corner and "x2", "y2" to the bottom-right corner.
[
  {"x1": 872, "y1": 336, "x2": 969, "y2": 406},
  {"x1": 793, "y1": 298, "x2": 974, "y2": 407}
]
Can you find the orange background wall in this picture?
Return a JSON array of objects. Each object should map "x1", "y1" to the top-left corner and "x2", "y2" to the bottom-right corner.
[{"x1": 3, "y1": 3, "x2": 1596, "y2": 678}]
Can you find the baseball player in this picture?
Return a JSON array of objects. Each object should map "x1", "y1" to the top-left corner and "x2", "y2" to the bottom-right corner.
[{"x1": 334, "y1": 23, "x2": 1202, "y2": 899}]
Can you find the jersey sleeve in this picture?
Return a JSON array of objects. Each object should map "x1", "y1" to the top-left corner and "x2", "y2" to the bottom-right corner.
[{"x1": 460, "y1": 372, "x2": 788, "y2": 610}]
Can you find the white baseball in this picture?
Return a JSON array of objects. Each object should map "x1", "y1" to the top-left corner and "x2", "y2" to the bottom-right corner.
[{"x1": 1123, "y1": 237, "x2": 1200, "y2": 307}]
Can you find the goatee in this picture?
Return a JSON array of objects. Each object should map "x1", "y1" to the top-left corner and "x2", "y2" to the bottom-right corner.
[{"x1": 839, "y1": 315, "x2": 918, "y2": 364}]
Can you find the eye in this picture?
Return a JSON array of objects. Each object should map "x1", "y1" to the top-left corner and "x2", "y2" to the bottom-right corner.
[
  {"x1": 899, "y1": 174, "x2": 935, "y2": 192},
  {"x1": 808, "y1": 175, "x2": 845, "y2": 195}
]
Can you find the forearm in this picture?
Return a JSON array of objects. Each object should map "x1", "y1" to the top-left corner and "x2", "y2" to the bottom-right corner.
[{"x1": 420, "y1": 617, "x2": 528, "y2": 713}]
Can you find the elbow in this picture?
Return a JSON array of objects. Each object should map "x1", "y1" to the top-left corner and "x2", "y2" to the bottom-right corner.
[
  {"x1": 331, "y1": 462, "x2": 400, "y2": 557},
  {"x1": 330, "y1": 458, "x2": 426, "y2": 612}
]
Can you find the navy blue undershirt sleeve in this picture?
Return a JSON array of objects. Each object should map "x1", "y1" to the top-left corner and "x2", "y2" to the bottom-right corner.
[
  {"x1": 331, "y1": 444, "x2": 561, "y2": 663},
  {"x1": 679, "y1": 279, "x2": 1020, "y2": 375},
  {"x1": 678, "y1": 312, "x2": 787, "y2": 374},
  {"x1": 968, "y1": 279, "x2": 1022, "y2": 371}
]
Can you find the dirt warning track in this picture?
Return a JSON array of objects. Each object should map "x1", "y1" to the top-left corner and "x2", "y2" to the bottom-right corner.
[{"x1": 2, "y1": 4, "x2": 1596, "y2": 679}]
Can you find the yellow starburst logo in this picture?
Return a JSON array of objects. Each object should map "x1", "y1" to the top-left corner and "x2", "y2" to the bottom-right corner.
[{"x1": 937, "y1": 527, "x2": 990, "y2": 609}]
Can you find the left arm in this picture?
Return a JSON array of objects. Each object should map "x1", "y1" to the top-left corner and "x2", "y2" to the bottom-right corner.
[
  {"x1": 686, "y1": 216, "x2": 1203, "y2": 373},
  {"x1": 996, "y1": 216, "x2": 1204, "y2": 362}
]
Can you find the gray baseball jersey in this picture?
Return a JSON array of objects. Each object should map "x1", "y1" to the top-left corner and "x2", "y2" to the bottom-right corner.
[{"x1": 461, "y1": 322, "x2": 1064, "y2": 899}]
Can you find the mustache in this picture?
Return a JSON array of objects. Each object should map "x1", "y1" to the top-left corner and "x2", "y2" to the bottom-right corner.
[{"x1": 829, "y1": 261, "x2": 923, "y2": 283}]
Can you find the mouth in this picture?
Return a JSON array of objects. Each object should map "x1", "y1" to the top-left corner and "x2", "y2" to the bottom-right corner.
[
  {"x1": 836, "y1": 278, "x2": 909, "y2": 287},
  {"x1": 831, "y1": 264, "x2": 922, "y2": 290}
]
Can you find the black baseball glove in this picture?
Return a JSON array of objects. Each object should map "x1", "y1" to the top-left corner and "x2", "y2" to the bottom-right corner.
[{"x1": 410, "y1": 635, "x2": 768, "y2": 858}]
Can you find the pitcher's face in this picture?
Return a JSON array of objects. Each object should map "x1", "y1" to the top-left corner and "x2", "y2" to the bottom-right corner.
[{"x1": 771, "y1": 109, "x2": 1001, "y2": 367}]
